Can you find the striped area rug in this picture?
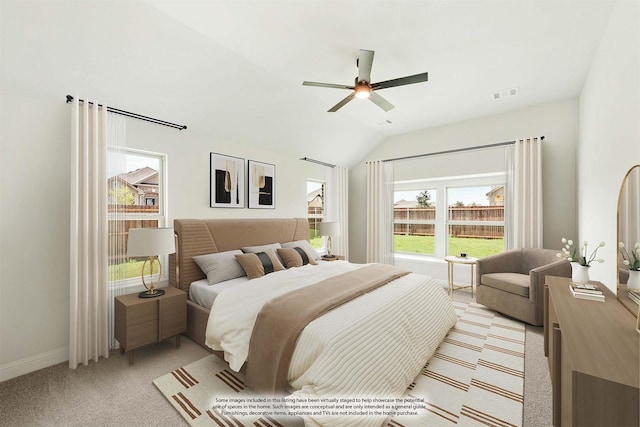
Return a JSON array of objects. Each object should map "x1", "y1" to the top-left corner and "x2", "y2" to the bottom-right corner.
[
  {"x1": 153, "y1": 301, "x2": 525, "y2": 427},
  {"x1": 389, "y1": 301, "x2": 525, "y2": 427}
]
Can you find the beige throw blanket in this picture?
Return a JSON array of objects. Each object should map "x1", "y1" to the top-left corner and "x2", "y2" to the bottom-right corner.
[{"x1": 244, "y1": 264, "x2": 410, "y2": 395}]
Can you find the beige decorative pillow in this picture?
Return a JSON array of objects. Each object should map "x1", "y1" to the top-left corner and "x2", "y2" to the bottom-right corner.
[
  {"x1": 281, "y1": 240, "x2": 320, "y2": 260},
  {"x1": 277, "y1": 247, "x2": 318, "y2": 268},
  {"x1": 234, "y1": 249, "x2": 285, "y2": 279}
]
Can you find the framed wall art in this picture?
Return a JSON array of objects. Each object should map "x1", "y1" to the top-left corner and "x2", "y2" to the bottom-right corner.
[
  {"x1": 248, "y1": 160, "x2": 275, "y2": 209},
  {"x1": 210, "y1": 153, "x2": 245, "y2": 208}
]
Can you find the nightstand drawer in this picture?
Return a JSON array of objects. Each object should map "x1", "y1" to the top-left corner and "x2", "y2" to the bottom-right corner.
[
  {"x1": 126, "y1": 322, "x2": 158, "y2": 349},
  {"x1": 160, "y1": 311, "x2": 186, "y2": 339},
  {"x1": 159, "y1": 291, "x2": 187, "y2": 314},
  {"x1": 128, "y1": 302, "x2": 157, "y2": 326}
]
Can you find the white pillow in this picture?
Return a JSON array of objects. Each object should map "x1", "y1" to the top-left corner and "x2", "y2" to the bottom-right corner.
[
  {"x1": 241, "y1": 243, "x2": 282, "y2": 253},
  {"x1": 193, "y1": 250, "x2": 246, "y2": 285},
  {"x1": 281, "y1": 240, "x2": 321, "y2": 260}
]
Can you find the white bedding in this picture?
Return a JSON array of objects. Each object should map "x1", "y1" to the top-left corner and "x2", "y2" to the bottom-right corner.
[
  {"x1": 189, "y1": 277, "x2": 249, "y2": 309},
  {"x1": 205, "y1": 261, "x2": 457, "y2": 427}
]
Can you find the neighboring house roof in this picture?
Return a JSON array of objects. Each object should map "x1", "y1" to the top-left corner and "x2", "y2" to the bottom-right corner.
[
  {"x1": 486, "y1": 185, "x2": 504, "y2": 197},
  {"x1": 307, "y1": 187, "x2": 322, "y2": 203},
  {"x1": 117, "y1": 167, "x2": 158, "y2": 186},
  {"x1": 394, "y1": 199, "x2": 419, "y2": 208}
]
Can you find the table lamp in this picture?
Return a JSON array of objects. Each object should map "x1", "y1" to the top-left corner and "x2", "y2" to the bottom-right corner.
[
  {"x1": 127, "y1": 228, "x2": 176, "y2": 298},
  {"x1": 319, "y1": 222, "x2": 340, "y2": 259}
]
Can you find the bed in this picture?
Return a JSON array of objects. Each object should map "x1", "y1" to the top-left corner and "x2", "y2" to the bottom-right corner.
[{"x1": 169, "y1": 218, "x2": 456, "y2": 426}]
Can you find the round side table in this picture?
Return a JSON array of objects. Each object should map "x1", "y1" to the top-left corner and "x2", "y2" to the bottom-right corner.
[{"x1": 444, "y1": 255, "x2": 478, "y2": 299}]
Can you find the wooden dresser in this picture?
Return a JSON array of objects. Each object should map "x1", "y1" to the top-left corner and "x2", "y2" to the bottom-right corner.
[{"x1": 544, "y1": 275, "x2": 639, "y2": 426}]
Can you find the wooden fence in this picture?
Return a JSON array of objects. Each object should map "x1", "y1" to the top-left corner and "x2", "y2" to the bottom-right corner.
[
  {"x1": 308, "y1": 207, "x2": 324, "y2": 238},
  {"x1": 394, "y1": 206, "x2": 504, "y2": 239},
  {"x1": 107, "y1": 205, "x2": 160, "y2": 264}
]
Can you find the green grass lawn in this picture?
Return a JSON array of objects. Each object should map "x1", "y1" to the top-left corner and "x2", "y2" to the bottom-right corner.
[
  {"x1": 394, "y1": 234, "x2": 504, "y2": 258},
  {"x1": 108, "y1": 259, "x2": 159, "y2": 281}
]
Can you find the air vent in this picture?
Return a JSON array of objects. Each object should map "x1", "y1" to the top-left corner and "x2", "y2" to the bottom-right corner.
[
  {"x1": 492, "y1": 87, "x2": 519, "y2": 100},
  {"x1": 376, "y1": 119, "x2": 393, "y2": 127}
]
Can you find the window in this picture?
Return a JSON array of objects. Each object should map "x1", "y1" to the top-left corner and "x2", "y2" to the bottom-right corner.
[
  {"x1": 394, "y1": 173, "x2": 505, "y2": 259},
  {"x1": 307, "y1": 180, "x2": 325, "y2": 249},
  {"x1": 393, "y1": 189, "x2": 437, "y2": 255},
  {"x1": 447, "y1": 185, "x2": 505, "y2": 258},
  {"x1": 107, "y1": 148, "x2": 168, "y2": 284}
]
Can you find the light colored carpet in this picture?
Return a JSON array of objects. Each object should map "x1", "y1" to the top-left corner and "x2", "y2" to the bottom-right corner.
[
  {"x1": 154, "y1": 300, "x2": 525, "y2": 427},
  {"x1": 0, "y1": 286, "x2": 551, "y2": 427}
]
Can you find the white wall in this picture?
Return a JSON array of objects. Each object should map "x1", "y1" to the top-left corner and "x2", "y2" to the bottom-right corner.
[
  {"x1": 578, "y1": 0, "x2": 640, "y2": 291},
  {"x1": 349, "y1": 98, "x2": 579, "y2": 265},
  {"x1": 0, "y1": 2, "x2": 322, "y2": 381},
  {"x1": 0, "y1": 92, "x2": 317, "y2": 381}
]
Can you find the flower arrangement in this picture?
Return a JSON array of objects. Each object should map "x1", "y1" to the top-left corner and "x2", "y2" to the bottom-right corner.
[
  {"x1": 619, "y1": 242, "x2": 640, "y2": 271},
  {"x1": 557, "y1": 238, "x2": 605, "y2": 267}
]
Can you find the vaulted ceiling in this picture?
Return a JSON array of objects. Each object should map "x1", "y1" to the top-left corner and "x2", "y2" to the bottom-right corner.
[
  {"x1": 146, "y1": 0, "x2": 614, "y2": 166},
  {"x1": 3, "y1": 1, "x2": 616, "y2": 167}
]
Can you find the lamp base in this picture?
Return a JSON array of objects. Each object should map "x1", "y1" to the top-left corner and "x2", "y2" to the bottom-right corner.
[{"x1": 138, "y1": 288, "x2": 165, "y2": 298}]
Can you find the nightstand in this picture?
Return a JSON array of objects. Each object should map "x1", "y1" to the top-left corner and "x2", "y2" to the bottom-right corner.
[{"x1": 114, "y1": 286, "x2": 186, "y2": 365}]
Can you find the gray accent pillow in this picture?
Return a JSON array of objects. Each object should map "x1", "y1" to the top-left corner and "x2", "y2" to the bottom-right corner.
[
  {"x1": 281, "y1": 240, "x2": 321, "y2": 260},
  {"x1": 241, "y1": 243, "x2": 282, "y2": 253},
  {"x1": 193, "y1": 250, "x2": 246, "y2": 285}
]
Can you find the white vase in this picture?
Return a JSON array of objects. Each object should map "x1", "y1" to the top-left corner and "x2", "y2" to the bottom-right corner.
[
  {"x1": 627, "y1": 270, "x2": 640, "y2": 291},
  {"x1": 571, "y1": 262, "x2": 590, "y2": 284}
]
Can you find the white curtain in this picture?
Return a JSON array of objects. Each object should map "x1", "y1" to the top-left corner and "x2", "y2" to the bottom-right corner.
[
  {"x1": 325, "y1": 165, "x2": 349, "y2": 258},
  {"x1": 69, "y1": 97, "x2": 110, "y2": 368},
  {"x1": 505, "y1": 136, "x2": 543, "y2": 249},
  {"x1": 106, "y1": 114, "x2": 127, "y2": 350},
  {"x1": 366, "y1": 161, "x2": 394, "y2": 264}
]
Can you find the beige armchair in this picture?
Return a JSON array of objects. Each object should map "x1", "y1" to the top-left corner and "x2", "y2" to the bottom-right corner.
[{"x1": 476, "y1": 248, "x2": 571, "y2": 326}]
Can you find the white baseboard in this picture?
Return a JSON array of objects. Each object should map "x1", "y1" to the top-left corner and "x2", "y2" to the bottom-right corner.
[{"x1": 0, "y1": 346, "x2": 69, "y2": 382}]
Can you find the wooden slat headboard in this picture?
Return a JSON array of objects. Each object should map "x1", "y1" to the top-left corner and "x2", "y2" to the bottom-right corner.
[{"x1": 169, "y1": 218, "x2": 310, "y2": 293}]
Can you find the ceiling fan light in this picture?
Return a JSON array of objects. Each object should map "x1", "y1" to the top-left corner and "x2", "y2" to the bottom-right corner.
[{"x1": 354, "y1": 84, "x2": 371, "y2": 99}]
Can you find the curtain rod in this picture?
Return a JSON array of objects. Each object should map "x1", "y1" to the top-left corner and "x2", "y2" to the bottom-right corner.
[
  {"x1": 65, "y1": 95, "x2": 187, "y2": 130},
  {"x1": 300, "y1": 157, "x2": 335, "y2": 168},
  {"x1": 380, "y1": 136, "x2": 545, "y2": 163}
]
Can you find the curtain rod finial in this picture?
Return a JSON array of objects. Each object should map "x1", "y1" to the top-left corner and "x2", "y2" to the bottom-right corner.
[{"x1": 66, "y1": 95, "x2": 73, "y2": 103}]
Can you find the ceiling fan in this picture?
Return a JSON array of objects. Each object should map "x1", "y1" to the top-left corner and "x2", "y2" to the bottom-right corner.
[{"x1": 303, "y1": 49, "x2": 428, "y2": 112}]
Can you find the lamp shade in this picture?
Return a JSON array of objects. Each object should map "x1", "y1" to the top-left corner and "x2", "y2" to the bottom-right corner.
[
  {"x1": 319, "y1": 222, "x2": 340, "y2": 237},
  {"x1": 127, "y1": 228, "x2": 175, "y2": 257}
]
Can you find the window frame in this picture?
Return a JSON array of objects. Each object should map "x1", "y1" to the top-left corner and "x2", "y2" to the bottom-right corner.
[
  {"x1": 307, "y1": 179, "x2": 326, "y2": 251},
  {"x1": 394, "y1": 172, "x2": 506, "y2": 259},
  {"x1": 107, "y1": 147, "x2": 169, "y2": 290}
]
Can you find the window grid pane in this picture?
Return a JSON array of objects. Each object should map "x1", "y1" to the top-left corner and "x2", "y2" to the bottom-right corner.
[
  {"x1": 447, "y1": 186, "x2": 505, "y2": 257},
  {"x1": 393, "y1": 190, "x2": 437, "y2": 256},
  {"x1": 307, "y1": 180, "x2": 325, "y2": 249}
]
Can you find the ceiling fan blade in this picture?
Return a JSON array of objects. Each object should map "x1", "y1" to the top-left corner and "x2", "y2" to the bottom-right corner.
[
  {"x1": 371, "y1": 72, "x2": 428, "y2": 90},
  {"x1": 303, "y1": 81, "x2": 354, "y2": 90},
  {"x1": 369, "y1": 92, "x2": 395, "y2": 112},
  {"x1": 328, "y1": 93, "x2": 356, "y2": 112},
  {"x1": 357, "y1": 49, "x2": 374, "y2": 83}
]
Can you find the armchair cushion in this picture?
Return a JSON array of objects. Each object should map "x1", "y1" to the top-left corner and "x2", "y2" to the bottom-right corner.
[{"x1": 481, "y1": 272, "x2": 530, "y2": 298}]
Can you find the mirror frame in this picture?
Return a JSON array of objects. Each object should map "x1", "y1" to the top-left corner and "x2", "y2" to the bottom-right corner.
[{"x1": 617, "y1": 164, "x2": 640, "y2": 317}]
